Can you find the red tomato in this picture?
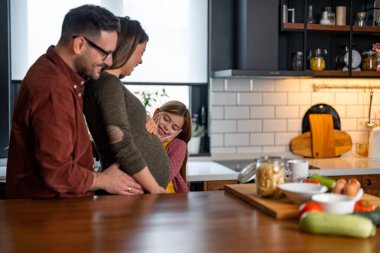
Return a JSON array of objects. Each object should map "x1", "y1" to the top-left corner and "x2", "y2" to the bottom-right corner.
[
  {"x1": 302, "y1": 179, "x2": 320, "y2": 185},
  {"x1": 354, "y1": 200, "x2": 376, "y2": 213},
  {"x1": 298, "y1": 201, "x2": 323, "y2": 220}
]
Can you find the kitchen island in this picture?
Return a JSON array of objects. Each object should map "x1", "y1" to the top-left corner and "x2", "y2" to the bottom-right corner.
[{"x1": 1, "y1": 191, "x2": 379, "y2": 253}]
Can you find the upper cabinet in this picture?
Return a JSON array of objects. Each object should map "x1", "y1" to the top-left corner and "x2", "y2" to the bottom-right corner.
[
  {"x1": 211, "y1": 0, "x2": 380, "y2": 78},
  {"x1": 280, "y1": 0, "x2": 380, "y2": 77}
]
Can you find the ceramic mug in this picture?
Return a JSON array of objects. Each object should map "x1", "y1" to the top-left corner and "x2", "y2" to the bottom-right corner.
[{"x1": 287, "y1": 160, "x2": 309, "y2": 181}]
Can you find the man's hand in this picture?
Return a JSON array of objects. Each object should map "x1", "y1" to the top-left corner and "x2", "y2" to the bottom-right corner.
[{"x1": 91, "y1": 163, "x2": 144, "y2": 195}]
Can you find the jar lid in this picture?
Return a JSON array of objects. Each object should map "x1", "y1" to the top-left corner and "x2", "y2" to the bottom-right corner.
[
  {"x1": 362, "y1": 50, "x2": 376, "y2": 56},
  {"x1": 237, "y1": 162, "x2": 257, "y2": 183},
  {"x1": 357, "y1": 12, "x2": 366, "y2": 18}
]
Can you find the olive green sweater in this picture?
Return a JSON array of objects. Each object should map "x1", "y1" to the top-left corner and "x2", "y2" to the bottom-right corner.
[{"x1": 83, "y1": 72, "x2": 169, "y2": 188}]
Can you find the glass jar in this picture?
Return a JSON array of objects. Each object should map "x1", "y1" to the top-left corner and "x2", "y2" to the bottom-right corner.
[
  {"x1": 255, "y1": 157, "x2": 285, "y2": 198},
  {"x1": 362, "y1": 50, "x2": 377, "y2": 71},
  {"x1": 292, "y1": 51, "x2": 304, "y2": 71},
  {"x1": 355, "y1": 12, "x2": 367, "y2": 27},
  {"x1": 309, "y1": 48, "x2": 327, "y2": 71}
]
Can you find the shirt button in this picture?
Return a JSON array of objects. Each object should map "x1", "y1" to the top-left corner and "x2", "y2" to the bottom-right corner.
[
  {"x1": 78, "y1": 93, "x2": 82, "y2": 97},
  {"x1": 73, "y1": 85, "x2": 77, "y2": 89},
  {"x1": 81, "y1": 81, "x2": 85, "y2": 85}
]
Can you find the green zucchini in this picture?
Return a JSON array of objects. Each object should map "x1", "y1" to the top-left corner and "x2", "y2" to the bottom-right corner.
[
  {"x1": 353, "y1": 210, "x2": 380, "y2": 226},
  {"x1": 300, "y1": 212, "x2": 376, "y2": 238},
  {"x1": 309, "y1": 173, "x2": 336, "y2": 192}
]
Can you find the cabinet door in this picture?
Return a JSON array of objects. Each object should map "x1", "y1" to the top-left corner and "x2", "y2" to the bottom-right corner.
[
  {"x1": 362, "y1": 175, "x2": 380, "y2": 197},
  {"x1": 204, "y1": 180, "x2": 238, "y2": 191}
]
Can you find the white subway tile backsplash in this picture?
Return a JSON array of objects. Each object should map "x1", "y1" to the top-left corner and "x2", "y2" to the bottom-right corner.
[
  {"x1": 238, "y1": 92, "x2": 262, "y2": 105},
  {"x1": 224, "y1": 106, "x2": 250, "y2": 119},
  {"x1": 340, "y1": 118, "x2": 358, "y2": 131},
  {"x1": 251, "y1": 106, "x2": 275, "y2": 119},
  {"x1": 225, "y1": 133, "x2": 250, "y2": 146},
  {"x1": 275, "y1": 79, "x2": 300, "y2": 92},
  {"x1": 263, "y1": 146, "x2": 287, "y2": 153},
  {"x1": 263, "y1": 119, "x2": 287, "y2": 132},
  {"x1": 212, "y1": 92, "x2": 237, "y2": 105},
  {"x1": 276, "y1": 106, "x2": 299, "y2": 118},
  {"x1": 251, "y1": 133, "x2": 274, "y2": 145},
  {"x1": 336, "y1": 93, "x2": 358, "y2": 105},
  {"x1": 210, "y1": 134, "x2": 224, "y2": 147},
  {"x1": 311, "y1": 92, "x2": 335, "y2": 105},
  {"x1": 209, "y1": 77, "x2": 374, "y2": 156},
  {"x1": 287, "y1": 119, "x2": 302, "y2": 132},
  {"x1": 238, "y1": 120, "x2": 262, "y2": 132},
  {"x1": 211, "y1": 120, "x2": 236, "y2": 133},
  {"x1": 263, "y1": 93, "x2": 287, "y2": 105},
  {"x1": 276, "y1": 132, "x2": 297, "y2": 145},
  {"x1": 210, "y1": 78, "x2": 225, "y2": 92},
  {"x1": 346, "y1": 106, "x2": 365, "y2": 118},
  {"x1": 210, "y1": 106, "x2": 224, "y2": 119},
  {"x1": 226, "y1": 79, "x2": 250, "y2": 91},
  {"x1": 288, "y1": 93, "x2": 311, "y2": 105},
  {"x1": 251, "y1": 79, "x2": 275, "y2": 92},
  {"x1": 237, "y1": 146, "x2": 262, "y2": 154}
]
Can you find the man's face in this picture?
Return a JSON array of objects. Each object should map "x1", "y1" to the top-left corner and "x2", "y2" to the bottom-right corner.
[{"x1": 75, "y1": 30, "x2": 118, "y2": 79}]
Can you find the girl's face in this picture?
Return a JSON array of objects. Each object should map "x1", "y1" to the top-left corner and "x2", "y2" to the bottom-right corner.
[
  {"x1": 154, "y1": 111, "x2": 184, "y2": 139},
  {"x1": 122, "y1": 41, "x2": 147, "y2": 76}
]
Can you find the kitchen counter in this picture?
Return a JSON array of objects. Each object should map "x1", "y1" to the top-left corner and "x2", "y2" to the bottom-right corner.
[
  {"x1": 1, "y1": 191, "x2": 380, "y2": 253},
  {"x1": 187, "y1": 152, "x2": 380, "y2": 182}
]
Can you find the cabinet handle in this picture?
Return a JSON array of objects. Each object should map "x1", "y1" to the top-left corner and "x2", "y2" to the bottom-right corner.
[{"x1": 367, "y1": 179, "x2": 372, "y2": 187}]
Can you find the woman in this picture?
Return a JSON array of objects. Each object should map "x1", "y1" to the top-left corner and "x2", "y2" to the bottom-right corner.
[
  {"x1": 83, "y1": 16, "x2": 169, "y2": 194},
  {"x1": 153, "y1": 101, "x2": 192, "y2": 193}
]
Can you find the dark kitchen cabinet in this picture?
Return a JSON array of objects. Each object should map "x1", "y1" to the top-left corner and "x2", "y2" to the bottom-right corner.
[
  {"x1": 210, "y1": 0, "x2": 380, "y2": 78},
  {"x1": 280, "y1": 0, "x2": 380, "y2": 77}
]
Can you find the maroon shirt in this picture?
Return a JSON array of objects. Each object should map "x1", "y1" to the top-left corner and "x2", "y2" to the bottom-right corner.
[{"x1": 6, "y1": 46, "x2": 94, "y2": 199}]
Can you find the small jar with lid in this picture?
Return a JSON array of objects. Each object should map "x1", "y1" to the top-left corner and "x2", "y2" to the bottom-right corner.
[
  {"x1": 362, "y1": 50, "x2": 377, "y2": 71},
  {"x1": 355, "y1": 12, "x2": 367, "y2": 27},
  {"x1": 255, "y1": 157, "x2": 285, "y2": 198},
  {"x1": 292, "y1": 51, "x2": 304, "y2": 71},
  {"x1": 309, "y1": 48, "x2": 327, "y2": 71}
]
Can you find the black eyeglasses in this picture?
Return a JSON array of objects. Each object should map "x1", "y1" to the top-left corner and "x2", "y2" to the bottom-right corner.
[{"x1": 72, "y1": 36, "x2": 112, "y2": 61}]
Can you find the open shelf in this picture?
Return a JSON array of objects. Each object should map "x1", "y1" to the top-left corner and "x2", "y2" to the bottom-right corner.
[{"x1": 282, "y1": 23, "x2": 380, "y2": 34}]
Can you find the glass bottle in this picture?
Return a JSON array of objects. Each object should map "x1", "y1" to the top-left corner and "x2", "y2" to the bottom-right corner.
[
  {"x1": 255, "y1": 157, "x2": 285, "y2": 199},
  {"x1": 307, "y1": 5, "x2": 315, "y2": 24},
  {"x1": 292, "y1": 51, "x2": 304, "y2": 71},
  {"x1": 362, "y1": 50, "x2": 377, "y2": 71},
  {"x1": 355, "y1": 12, "x2": 367, "y2": 27}
]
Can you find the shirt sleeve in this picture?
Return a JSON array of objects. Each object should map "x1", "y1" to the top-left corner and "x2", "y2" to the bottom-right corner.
[
  {"x1": 92, "y1": 77, "x2": 146, "y2": 175},
  {"x1": 166, "y1": 139, "x2": 190, "y2": 192},
  {"x1": 31, "y1": 84, "x2": 94, "y2": 195}
]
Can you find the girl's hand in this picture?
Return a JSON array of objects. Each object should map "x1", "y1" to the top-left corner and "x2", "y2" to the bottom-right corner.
[
  {"x1": 145, "y1": 115, "x2": 158, "y2": 135},
  {"x1": 159, "y1": 129, "x2": 182, "y2": 143}
]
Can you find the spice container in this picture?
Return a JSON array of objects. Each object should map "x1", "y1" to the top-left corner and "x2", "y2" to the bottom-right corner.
[
  {"x1": 255, "y1": 157, "x2": 285, "y2": 198},
  {"x1": 362, "y1": 50, "x2": 377, "y2": 71},
  {"x1": 309, "y1": 48, "x2": 327, "y2": 71}
]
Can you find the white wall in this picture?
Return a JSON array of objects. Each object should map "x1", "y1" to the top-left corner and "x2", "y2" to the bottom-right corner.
[{"x1": 209, "y1": 77, "x2": 380, "y2": 156}]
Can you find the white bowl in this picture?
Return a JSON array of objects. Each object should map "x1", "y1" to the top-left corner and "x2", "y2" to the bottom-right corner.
[
  {"x1": 311, "y1": 189, "x2": 363, "y2": 214},
  {"x1": 279, "y1": 183, "x2": 328, "y2": 204}
]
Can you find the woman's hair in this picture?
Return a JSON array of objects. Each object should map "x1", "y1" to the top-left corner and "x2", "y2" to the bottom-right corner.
[
  {"x1": 159, "y1": 100, "x2": 192, "y2": 143},
  {"x1": 110, "y1": 16, "x2": 149, "y2": 70},
  {"x1": 159, "y1": 101, "x2": 192, "y2": 184},
  {"x1": 60, "y1": 4, "x2": 120, "y2": 43}
]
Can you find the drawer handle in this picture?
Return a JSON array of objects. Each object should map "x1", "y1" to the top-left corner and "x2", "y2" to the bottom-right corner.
[{"x1": 367, "y1": 179, "x2": 372, "y2": 187}]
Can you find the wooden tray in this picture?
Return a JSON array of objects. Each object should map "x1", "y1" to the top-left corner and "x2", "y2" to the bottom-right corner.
[{"x1": 224, "y1": 184, "x2": 380, "y2": 219}]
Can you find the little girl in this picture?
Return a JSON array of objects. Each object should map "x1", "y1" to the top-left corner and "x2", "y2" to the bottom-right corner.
[{"x1": 150, "y1": 101, "x2": 192, "y2": 193}]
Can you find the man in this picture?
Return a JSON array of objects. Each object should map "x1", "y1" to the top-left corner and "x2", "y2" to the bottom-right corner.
[{"x1": 6, "y1": 4, "x2": 143, "y2": 198}]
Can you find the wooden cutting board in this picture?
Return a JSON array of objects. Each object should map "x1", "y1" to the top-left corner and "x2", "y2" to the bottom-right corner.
[
  {"x1": 290, "y1": 129, "x2": 352, "y2": 158},
  {"x1": 224, "y1": 184, "x2": 380, "y2": 219},
  {"x1": 309, "y1": 114, "x2": 335, "y2": 158}
]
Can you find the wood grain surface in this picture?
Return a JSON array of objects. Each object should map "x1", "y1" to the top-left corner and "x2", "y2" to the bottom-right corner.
[{"x1": 1, "y1": 191, "x2": 380, "y2": 253}]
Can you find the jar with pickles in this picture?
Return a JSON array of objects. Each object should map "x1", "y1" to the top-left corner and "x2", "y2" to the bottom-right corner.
[
  {"x1": 309, "y1": 48, "x2": 327, "y2": 71},
  {"x1": 255, "y1": 157, "x2": 285, "y2": 198},
  {"x1": 362, "y1": 50, "x2": 377, "y2": 71}
]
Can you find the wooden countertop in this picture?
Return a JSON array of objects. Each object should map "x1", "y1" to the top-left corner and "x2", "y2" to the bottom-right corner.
[{"x1": 1, "y1": 191, "x2": 380, "y2": 253}]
